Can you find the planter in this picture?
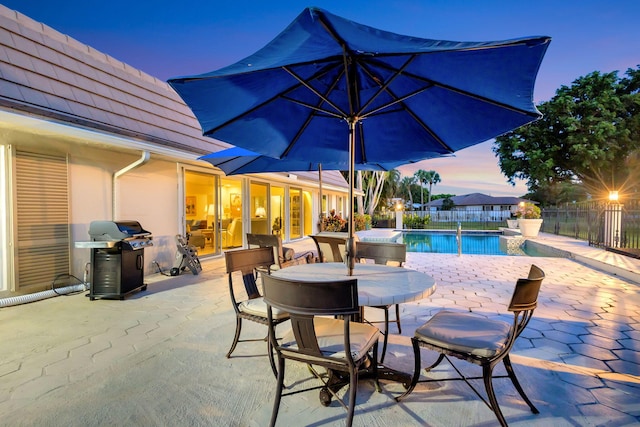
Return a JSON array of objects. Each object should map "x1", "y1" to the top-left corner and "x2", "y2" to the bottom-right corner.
[
  {"x1": 517, "y1": 218, "x2": 543, "y2": 238},
  {"x1": 506, "y1": 219, "x2": 519, "y2": 229}
]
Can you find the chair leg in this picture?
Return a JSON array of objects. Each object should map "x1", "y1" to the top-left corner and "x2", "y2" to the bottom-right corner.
[
  {"x1": 394, "y1": 304, "x2": 402, "y2": 334},
  {"x1": 483, "y1": 364, "x2": 508, "y2": 427},
  {"x1": 395, "y1": 337, "x2": 421, "y2": 401},
  {"x1": 424, "y1": 352, "x2": 445, "y2": 372},
  {"x1": 267, "y1": 339, "x2": 278, "y2": 378},
  {"x1": 346, "y1": 365, "x2": 358, "y2": 427},
  {"x1": 269, "y1": 356, "x2": 286, "y2": 427},
  {"x1": 226, "y1": 317, "x2": 242, "y2": 358},
  {"x1": 503, "y1": 355, "x2": 539, "y2": 414},
  {"x1": 380, "y1": 307, "x2": 390, "y2": 364}
]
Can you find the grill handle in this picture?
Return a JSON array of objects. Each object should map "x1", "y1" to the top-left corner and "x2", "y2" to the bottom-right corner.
[{"x1": 137, "y1": 254, "x2": 143, "y2": 270}]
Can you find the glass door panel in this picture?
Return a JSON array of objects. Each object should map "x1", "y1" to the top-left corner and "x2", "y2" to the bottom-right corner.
[
  {"x1": 271, "y1": 186, "x2": 285, "y2": 236},
  {"x1": 221, "y1": 177, "x2": 243, "y2": 249},
  {"x1": 289, "y1": 188, "x2": 302, "y2": 239}
]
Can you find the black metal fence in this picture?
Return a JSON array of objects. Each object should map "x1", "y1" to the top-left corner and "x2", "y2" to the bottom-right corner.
[{"x1": 542, "y1": 199, "x2": 640, "y2": 258}]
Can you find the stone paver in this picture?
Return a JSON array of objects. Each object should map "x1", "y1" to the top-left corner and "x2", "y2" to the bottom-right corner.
[{"x1": 0, "y1": 232, "x2": 638, "y2": 426}]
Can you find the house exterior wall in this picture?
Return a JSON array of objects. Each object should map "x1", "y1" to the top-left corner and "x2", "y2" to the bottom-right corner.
[{"x1": 0, "y1": 5, "x2": 351, "y2": 295}]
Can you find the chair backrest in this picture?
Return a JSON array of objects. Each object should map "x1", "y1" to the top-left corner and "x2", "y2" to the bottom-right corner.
[
  {"x1": 263, "y1": 274, "x2": 359, "y2": 355},
  {"x1": 355, "y1": 241, "x2": 406, "y2": 266},
  {"x1": 505, "y1": 264, "x2": 545, "y2": 343},
  {"x1": 225, "y1": 247, "x2": 274, "y2": 301},
  {"x1": 247, "y1": 233, "x2": 284, "y2": 266},
  {"x1": 311, "y1": 234, "x2": 347, "y2": 262},
  {"x1": 508, "y1": 264, "x2": 545, "y2": 313}
]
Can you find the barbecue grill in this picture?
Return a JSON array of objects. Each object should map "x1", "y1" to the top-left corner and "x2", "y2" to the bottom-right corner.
[{"x1": 76, "y1": 220, "x2": 153, "y2": 300}]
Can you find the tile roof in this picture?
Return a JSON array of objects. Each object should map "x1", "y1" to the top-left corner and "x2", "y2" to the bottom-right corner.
[
  {"x1": 427, "y1": 192, "x2": 530, "y2": 207},
  {"x1": 0, "y1": 5, "x2": 228, "y2": 156}
]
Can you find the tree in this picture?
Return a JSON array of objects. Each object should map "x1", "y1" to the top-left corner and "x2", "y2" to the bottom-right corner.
[
  {"x1": 415, "y1": 170, "x2": 441, "y2": 207},
  {"x1": 494, "y1": 66, "x2": 640, "y2": 205},
  {"x1": 399, "y1": 176, "x2": 416, "y2": 208}
]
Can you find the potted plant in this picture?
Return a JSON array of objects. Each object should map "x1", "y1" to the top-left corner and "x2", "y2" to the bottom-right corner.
[
  {"x1": 515, "y1": 202, "x2": 542, "y2": 237},
  {"x1": 506, "y1": 213, "x2": 519, "y2": 229}
]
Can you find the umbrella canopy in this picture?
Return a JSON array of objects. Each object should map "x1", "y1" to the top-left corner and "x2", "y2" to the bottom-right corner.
[
  {"x1": 199, "y1": 147, "x2": 412, "y2": 175},
  {"x1": 169, "y1": 7, "x2": 550, "y2": 273}
]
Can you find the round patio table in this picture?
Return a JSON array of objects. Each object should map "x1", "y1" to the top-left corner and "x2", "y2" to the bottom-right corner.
[
  {"x1": 271, "y1": 262, "x2": 437, "y2": 395},
  {"x1": 271, "y1": 262, "x2": 437, "y2": 307}
]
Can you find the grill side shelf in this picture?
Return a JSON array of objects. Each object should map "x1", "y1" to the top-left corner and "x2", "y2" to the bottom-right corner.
[{"x1": 75, "y1": 241, "x2": 117, "y2": 249}]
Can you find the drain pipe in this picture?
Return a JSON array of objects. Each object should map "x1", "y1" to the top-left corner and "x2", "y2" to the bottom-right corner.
[
  {"x1": 113, "y1": 151, "x2": 150, "y2": 220},
  {"x1": 0, "y1": 283, "x2": 88, "y2": 308},
  {"x1": 456, "y1": 222, "x2": 462, "y2": 257},
  {"x1": 0, "y1": 265, "x2": 90, "y2": 308}
]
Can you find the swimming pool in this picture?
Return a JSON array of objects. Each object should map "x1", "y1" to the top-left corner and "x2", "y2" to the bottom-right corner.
[{"x1": 399, "y1": 231, "x2": 558, "y2": 257}]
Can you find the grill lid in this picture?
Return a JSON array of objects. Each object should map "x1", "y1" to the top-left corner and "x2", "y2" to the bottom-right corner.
[{"x1": 88, "y1": 220, "x2": 151, "y2": 241}]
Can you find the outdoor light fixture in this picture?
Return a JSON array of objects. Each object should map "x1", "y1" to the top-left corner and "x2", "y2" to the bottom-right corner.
[
  {"x1": 609, "y1": 191, "x2": 619, "y2": 202},
  {"x1": 255, "y1": 207, "x2": 266, "y2": 217},
  {"x1": 395, "y1": 202, "x2": 403, "y2": 211}
]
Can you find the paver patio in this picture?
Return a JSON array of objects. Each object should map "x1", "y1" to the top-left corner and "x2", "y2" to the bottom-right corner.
[{"x1": 0, "y1": 233, "x2": 639, "y2": 426}]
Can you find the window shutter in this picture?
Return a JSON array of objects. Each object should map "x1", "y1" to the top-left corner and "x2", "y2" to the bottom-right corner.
[{"x1": 14, "y1": 151, "x2": 70, "y2": 292}]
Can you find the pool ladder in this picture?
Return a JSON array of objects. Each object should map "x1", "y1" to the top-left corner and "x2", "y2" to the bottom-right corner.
[{"x1": 456, "y1": 222, "x2": 462, "y2": 256}]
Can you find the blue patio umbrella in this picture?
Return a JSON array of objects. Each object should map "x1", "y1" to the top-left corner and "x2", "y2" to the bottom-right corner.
[
  {"x1": 169, "y1": 7, "x2": 550, "y2": 274},
  {"x1": 198, "y1": 147, "x2": 414, "y2": 175},
  {"x1": 199, "y1": 147, "x2": 423, "y2": 227}
]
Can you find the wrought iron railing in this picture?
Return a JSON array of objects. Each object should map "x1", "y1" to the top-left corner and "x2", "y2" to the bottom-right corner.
[{"x1": 542, "y1": 199, "x2": 640, "y2": 258}]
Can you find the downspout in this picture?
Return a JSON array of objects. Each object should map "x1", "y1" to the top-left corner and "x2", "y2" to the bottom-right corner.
[{"x1": 112, "y1": 151, "x2": 150, "y2": 220}]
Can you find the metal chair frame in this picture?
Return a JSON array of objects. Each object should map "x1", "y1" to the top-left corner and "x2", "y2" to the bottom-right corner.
[
  {"x1": 224, "y1": 247, "x2": 289, "y2": 377},
  {"x1": 355, "y1": 241, "x2": 407, "y2": 363},
  {"x1": 263, "y1": 274, "x2": 380, "y2": 427},
  {"x1": 396, "y1": 265, "x2": 545, "y2": 427},
  {"x1": 310, "y1": 234, "x2": 348, "y2": 263}
]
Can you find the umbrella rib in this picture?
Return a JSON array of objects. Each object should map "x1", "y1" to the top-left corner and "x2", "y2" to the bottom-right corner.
[
  {"x1": 356, "y1": 54, "x2": 418, "y2": 116},
  {"x1": 363, "y1": 57, "x2": 541, "y2": 118},
  {"x1": 283, "y1": 66, "x2": 347, "y2": 118},
  {"x1": 206, "y1": 61, "x2": 343, "y2": 135},
  {"x1": 282, "y1": 71, "x2": 344, "y2": 158}
]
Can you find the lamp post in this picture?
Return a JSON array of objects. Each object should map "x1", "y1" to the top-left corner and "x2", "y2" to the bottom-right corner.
[
  {"x1": 604, "y1": 191, "x2": 622, "y2": 248},
  {"x1": 395, "y1": 201, "x2": 404, "y2": 230}
]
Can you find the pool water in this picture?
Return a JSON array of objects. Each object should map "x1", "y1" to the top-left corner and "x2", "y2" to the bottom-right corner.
[{"x1": 400, "y1": 231, "x2": 556, "y2": 257}]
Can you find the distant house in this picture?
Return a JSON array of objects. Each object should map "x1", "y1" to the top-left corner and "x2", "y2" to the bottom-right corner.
[{"x1": 424, "y1": 193, "x2": 533, "y2": 222}]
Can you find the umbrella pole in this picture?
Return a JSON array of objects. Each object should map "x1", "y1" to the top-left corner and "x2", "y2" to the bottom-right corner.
[
  {"x1": 346, "y1": 119, "x2": 356, "y2": 276},
  {"x1": 318, "y1": 164, "x2": 323, "y2": 231}
]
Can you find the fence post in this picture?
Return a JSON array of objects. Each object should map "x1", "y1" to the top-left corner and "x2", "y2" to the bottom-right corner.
[{"x1": 604, "y1": 203, "x2": 623, "y2": 248}]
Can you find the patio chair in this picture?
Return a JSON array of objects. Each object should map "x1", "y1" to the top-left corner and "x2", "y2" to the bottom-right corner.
[
  {"x1": 311, "y1": 234, "x2": 349, "y2": 262},
  {"x1": 355, "y1": 241, "x2": 407, "y2": 363},
  {"x1": 224, "y1": 247, "x2": 290, "y2": 377},
  {"x1": 262, "y1": 274, "x2": 381, "y2": 427},
  {"x1": 396, "y1": 264, "x2": 545, "y2": 427},
  {"x1": 247, "y1": 233, "x2": 313, "y2": 271}
]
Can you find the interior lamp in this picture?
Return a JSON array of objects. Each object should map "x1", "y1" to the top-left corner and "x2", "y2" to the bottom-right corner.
[{"x1": 255, "y1": 207, "x2": 267, "y2": 217}]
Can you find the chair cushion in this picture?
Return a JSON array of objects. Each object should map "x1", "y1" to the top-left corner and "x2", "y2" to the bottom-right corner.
[
  {"x1": 414, "y1": 310, "x2": 511, "y2": 358},
  {"x1": 281, "y1": 318, "x2": 380, "y2": 360},
  {"x1": 239, "y1": 297, "x2": 289, "y2": 320}
]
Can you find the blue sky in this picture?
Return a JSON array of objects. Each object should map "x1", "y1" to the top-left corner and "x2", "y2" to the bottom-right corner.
[{"x1": 4, "y1": 0, "x2": 639, "y2": 196}]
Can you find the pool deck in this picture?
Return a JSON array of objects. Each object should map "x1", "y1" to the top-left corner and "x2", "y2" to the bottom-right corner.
[{"x1": 0, "y1": 231, "x2": 639, "y2": 426}]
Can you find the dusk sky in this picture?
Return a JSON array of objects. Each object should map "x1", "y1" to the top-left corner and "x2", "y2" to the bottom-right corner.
[{"x1": 3, "y1": 1, "x2": 639, "y2": 197}]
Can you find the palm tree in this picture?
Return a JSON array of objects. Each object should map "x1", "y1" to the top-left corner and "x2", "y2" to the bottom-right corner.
[
  {"x1": 414, "y1": 170, "x2": 441, "y2": 210},
  {"x1": 425, "y1": 171, "x2": 441, "y2": 205},
  {"x1": 399, "y1": 176, "x2": 415, "y2": 208},
  {"x1": 414, "y1": 170, "x2": 429, "y2": 211}
]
